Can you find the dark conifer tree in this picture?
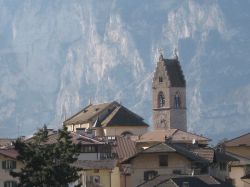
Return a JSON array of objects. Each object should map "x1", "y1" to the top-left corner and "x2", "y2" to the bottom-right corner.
[{"x1": 11, "y1": 125, "x2": 81, "y2": 187}]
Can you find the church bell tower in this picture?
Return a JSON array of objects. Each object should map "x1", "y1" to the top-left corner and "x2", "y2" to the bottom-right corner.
[{"x1": 152, "y1": 49, "x2": 187, "y2": 131}]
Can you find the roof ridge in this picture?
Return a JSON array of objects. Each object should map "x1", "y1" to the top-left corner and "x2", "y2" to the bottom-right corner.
[{"x1": 225, "y1": 132, "x2": 250, "y2": 144}]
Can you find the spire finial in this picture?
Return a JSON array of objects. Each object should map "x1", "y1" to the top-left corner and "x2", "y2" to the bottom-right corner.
[
  {"x1": 158, "y1": 48, "x2": 164, "y2": 61},
  {"x1": 173, "y1": 47, "x2": 178, "y2": 60}
]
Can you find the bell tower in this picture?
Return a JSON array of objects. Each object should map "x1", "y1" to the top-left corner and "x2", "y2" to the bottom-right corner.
[{"x1": 152, "y1": 49, "x2": 187, "y2": 131}]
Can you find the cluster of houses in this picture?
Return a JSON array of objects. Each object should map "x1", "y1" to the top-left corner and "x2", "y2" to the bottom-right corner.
[{"x1": 0, "y1": 53, "x2": 250, "y2": 187}]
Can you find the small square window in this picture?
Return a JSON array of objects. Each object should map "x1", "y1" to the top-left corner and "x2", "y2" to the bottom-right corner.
[{"x1": 159, "y1": 155, "x2": 168, "y2": 166}]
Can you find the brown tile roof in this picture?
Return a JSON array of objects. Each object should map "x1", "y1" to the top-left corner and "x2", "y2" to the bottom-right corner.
[
  {"x1": 143, "y1": 143, "x2": 176, "y2": 153},
  {"x1": 102, "y1": 106, "x2": 148, "y2": 127},
  {"x1": 113, "y1": 136, "x2": 137, "y2": 161},
  {"x1": 64, "y1": 101, "x2": 149, "y2": 127},
  {"x1": 64, "y1": 102, "x2": 117, "y2": 125},
  {"x1": 0, "y1": 148, "x2": 18, "y2": 159},
  {"x1": 137, "y1": 129, "x2": 209, "y2": 144},
  {"x1": 72, "y1": 159, "x2": 117, "y2": 170},
  {"x1": 25, "y1": 132, "x2": 104, "y2": 145},
  {"x1": 224, "y1": 132, "x2": 250, "y2": 147},
  {"x1": 123, "y1": 143, "x2": 209, "y2": 164},
  {"x1": 192, "y1": 148, "x2": 214, "y2": 162},
  {"x1": 138, "y1": 175, "x2": 229, "y2": 187}
]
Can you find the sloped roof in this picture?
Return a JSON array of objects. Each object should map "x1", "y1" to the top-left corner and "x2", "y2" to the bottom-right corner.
[
  {"x1": 64, "y1": 101, "x2": 117, "y2": 125},
  {"x1": 102, "y1": 106, "x2": 148, "y2": 127},
  {"x1": 72, "y1": 159, "x2": 117, "y2": 170},
  {"x1": 0, "y1": 138, "x2": 15, "y2": 148},
  {"x1": 138, "y1": 175, "x2": 231, "y2": 187},
  {"x1": 113, "y1": 136, "x2": 137, "y2": 161},
  {"x1": 137, "y1": 129, "x2": 209, "y2": 144},
  {"x1": 0, "y1": 148, "x2": 18, "y2": 159},
  {"x1": 63, "y1": 101, "x2": 149, "y2": 128},
  {"x1": 163, "y1": 58, "x2": 185, "y2": 87},
  {"x1": 224, "y1": 132, "x2": 250, "y2": 147},
  {"x1": 123, "y1": 143, "x2": 209, "y2": 164},
  {"x1": 191, "y1": 148, "x2": 214, "y2": 163}
]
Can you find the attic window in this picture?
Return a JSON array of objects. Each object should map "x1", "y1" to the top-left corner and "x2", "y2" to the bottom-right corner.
[
  {"x1": 144, "y1": 170, "x2": 158, "y2": 181},
  {"x1": 159, "y1": 77, "x2": 163, "y2": 82},
  {"x1": 159, "y1": 155, "x2": 168, "y2": 166}
]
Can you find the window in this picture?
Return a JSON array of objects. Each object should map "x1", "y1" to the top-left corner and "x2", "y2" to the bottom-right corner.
[
  {"x1": 2, "y1": 160, "x2": 16, "y2": 169},
  {"x1": 4, "y1": 181, "x2": 17, "y2": 187},
  {"x1": 144, "y1": 170, "x2": 158, "y2": 181},
  {"x1": 80, "y1": 145, "x2": 97, "y2": 153},
  {"x1": 158, "y1": 92, "x2": 165, "y2": 107},
  {"x1": 174, "y1": 92, "x2": 181, "y2": 109},
  {"x1": 159, "y1": 155, "x2": 168, "y2": 166},
  {"x1": 159, "y1": 77, "x2": 163, "y2": 82}
]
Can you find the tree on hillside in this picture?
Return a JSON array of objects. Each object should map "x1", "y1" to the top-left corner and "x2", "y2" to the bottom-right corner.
[{"x1": 11, "y1": 125, "x2": 81, "y2": 187}]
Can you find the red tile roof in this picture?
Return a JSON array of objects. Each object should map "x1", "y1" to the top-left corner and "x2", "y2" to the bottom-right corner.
[
  {"x1": 0, "y1": 148, "x2": 18, "y2": 159},
  {"x1": 72, "y1": 159, "x2": 117, "y2": 170}
]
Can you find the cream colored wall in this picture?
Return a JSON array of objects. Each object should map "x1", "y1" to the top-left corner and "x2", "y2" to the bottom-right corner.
[
  {"x1": 67, "y1": 123, "x2": 90, "y2": 132},
  {"x1": 127, "y1": 153, "x2": 191, "y2": 187},
  {"x1": 85, "y1": 167, "x2": 120, "y2": 187},
  {"x1": 0, "y1": 155, "x2": 23, "y2": 187},
  {"x1": 230, "y1": 166, "x2": 250, "y2": 187},
  {"x1": 226, "y1": 147, "x2": 250, "y2": 159},
  {"x1": 104, "y1": 126, "x2": 147, "y2": 136}
]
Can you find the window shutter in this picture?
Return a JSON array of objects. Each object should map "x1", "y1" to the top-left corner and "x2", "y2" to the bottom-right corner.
[{"x1": 2, "y1": 161, "x2": 6, "y2": 169}]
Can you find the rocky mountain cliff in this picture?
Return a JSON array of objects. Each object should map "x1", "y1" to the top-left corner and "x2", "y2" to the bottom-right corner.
[{"x1": 0, "y1": 0, "x2": 249, "y2": 143}]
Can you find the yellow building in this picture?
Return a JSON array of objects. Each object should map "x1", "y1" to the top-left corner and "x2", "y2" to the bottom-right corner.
[
  {"x1": 224, "y1": 133, "x2": 250, "y2": 187},
  {"x1": 121, "y1": 142, "x2": 209, "y2": 187},
  {"x1": 73, "y1": 160, "x2": 120, "y2": 187},
  {"x1": 0, "y1": 148, "x2": 23, "y2": 187}
]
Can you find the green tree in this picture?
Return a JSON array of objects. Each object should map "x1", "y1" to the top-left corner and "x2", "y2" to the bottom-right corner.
[{"x1": 11, "y1": 125, "x2": 81, "y2": 187}]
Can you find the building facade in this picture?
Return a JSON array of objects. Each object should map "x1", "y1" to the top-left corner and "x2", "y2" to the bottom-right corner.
[{"x1": 152, "y1": 53, "x2": 187, "y2": 131}]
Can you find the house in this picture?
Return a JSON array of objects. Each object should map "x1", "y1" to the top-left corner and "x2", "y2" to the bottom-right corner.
[
  {"x1": 120, "y1": 142, "x2": 210, "y2": 187},
  {"x1": 64, "y1": 101, "x2": 148, "y2": 137},
  {"x1": 0, "y1": 148, "x2": 23, "y2": 187},
  {"x1": 223, "y1": 133, "x2": 250, "y2": 187}
]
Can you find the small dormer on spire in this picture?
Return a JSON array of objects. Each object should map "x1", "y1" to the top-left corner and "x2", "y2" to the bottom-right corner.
[{"x1": 173, "y1": 47, "x2": 178, "y2": 60}]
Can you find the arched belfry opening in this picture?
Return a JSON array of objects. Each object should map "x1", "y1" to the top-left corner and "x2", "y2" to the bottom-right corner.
[{"x1": 158, "y1": 92, "x2": 165, "y2": 108}]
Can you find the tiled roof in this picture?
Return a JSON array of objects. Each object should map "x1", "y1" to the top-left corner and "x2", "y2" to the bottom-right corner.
[
  {"x1": 224, "y1": 132, "x2": 250, "y2": 147},
  {"x1": 0, "y1": 148, "x2": 18, "y2": 159},
  {"x1": 226, "y1": 152, "x2": 250, "y2": 166},
  {"x1": 123, "y1": 143, "x2": 209, "y2": 164},
  {"x1": 137, "y1": 129, "x2": 209, "y2": 144},
  {"x1": 113, "y1": 136, "x2": 137, "y2": 161},
  {"x1": 163, "y1": 58, "x2": 185, "y2": 87},
  {"x1": 64, "y1": 102, "x2": 117, "y2": 125},
  {"x1": 72, "y1": 159, "x2": 117, "y2": 170},
  {"x1": 63, "y1": 101, "x2": 149, "y2": 127},
  {"x1": 25, "y1": 132, "x2": 104, "y2": 145},
  {"x1": 143, "y1": 143, "x2": 176, "y2": 153},
  {"x1": 102, "y1": 106, "x2": 148, "y2": 127},
  {"x1": 138, "y1": 175, "x2": 232, "y2": 187},
  {"x1": 137, "y1": 175, "x2": 172, "y2": 187},
  {"x1": 191, "y1": 148, "x2": 214, "y2": 162}
]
